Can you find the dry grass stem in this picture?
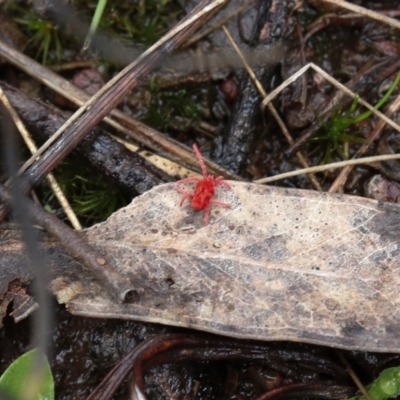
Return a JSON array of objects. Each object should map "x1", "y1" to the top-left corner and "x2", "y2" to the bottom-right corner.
[
  {"x1": 322, "y1": 0, "x2": 400, "y2": 31},
  {"x1": 222, "y1": 25, "x2": 322, "y2": 191},
  {"x1": 14, "y1": 0, "x2": 228, "y2": 179},
  {"x1": 0, "y1": 21, "x2": 239, "y2": 180},
  {"x1": 0, "y1": 87, "x2": 82, "y2": 230},
  {"x1": 184, "y1": 1, "x2": 256, "y2": 47},
  {"x1": 255, "y1": 153, "x2": 400, "y2": 184},
  {"x1": 329, "y1": 93, "x2": 400, "y2": 192},
  {"x1": 261, "y1": 62, "x2": 400, "y2": 134},
  {"x1": 110, "y1": 135, "x2": 200, "y2": 179},
  {"x1": 336, "y1": 352, "x2": 372, "y2": 400}
]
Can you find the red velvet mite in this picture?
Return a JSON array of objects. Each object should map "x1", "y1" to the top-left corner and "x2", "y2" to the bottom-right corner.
[{"x1": 175, "y1": 144, "x2": 232, "y2": 225}]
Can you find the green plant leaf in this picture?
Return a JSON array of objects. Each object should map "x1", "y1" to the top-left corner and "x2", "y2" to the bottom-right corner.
[
  {"x1": 0, "y1": 349, "x2": 54, "y2": 400},
  {"x1": 348, "y1": 366, "x2": 400, "y2": 400}
]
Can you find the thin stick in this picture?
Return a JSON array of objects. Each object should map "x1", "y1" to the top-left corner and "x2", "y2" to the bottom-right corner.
[
  {"x1": 183, "y1": 0, "x2": 254, "y2": 47},
  {"x1": 0, "y1": 17, "x2": 238, "y2": 180},
  {"x1": 13, "y1": 0, "x2": 228, "y2": 180},
  {"x1": 222, "y1": 26, "x2": 322, "y2": 191},
  {"x1": 0, "y1": 181, "x2": 134, "y2": 302},
  {"x1": 261, "y1": 62, "x2": 400, "y2": 134},
  {"x1": 336, "y1": 351, "x2": 372, "y2": 400},
  {"x1": 255, "y1": 153, "x2": 400, "y2": 184},
  {"x1": 0, "y1": 87, "x2": 82, "y2": 230},
  {"x1": 222, "y1": 26, "x2": 267, "y2": 97},
  {"x1": 322, "y1": 0, "x2": 400, "y2": 31},
  {"x1": 260, "y1": 61, "x2": 400, "y2": 191},
  {"x1": 0, "y1": 0, "x2": 235, "y2": 223},
  {"x1": 329, "y1": 93, "x2": 400, "y2": 192}
]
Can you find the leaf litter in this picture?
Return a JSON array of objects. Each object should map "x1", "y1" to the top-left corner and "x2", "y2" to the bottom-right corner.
[{"x1": 46, "y1": 182, "x2": 400, "y2": 352}]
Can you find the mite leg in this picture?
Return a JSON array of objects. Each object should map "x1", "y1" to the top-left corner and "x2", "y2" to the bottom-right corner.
[
  {"x1": 175, "y1": 186, "x2": 194, "y2": 207},
  {"x1": 215, "y1": 177, "x2": 232, "y2": 190},
  {"x1": 176, "y1": 177, "x2": 201, "y2": 185},
  {"x1": 193, "y1": 144, "x2": 208, "y2": 178},
  {"x1": 210, "y1": 200, "x2": 231, "y2": 208}
]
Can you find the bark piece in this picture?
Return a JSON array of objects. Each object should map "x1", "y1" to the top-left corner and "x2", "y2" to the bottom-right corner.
[{"x1": 0, "y1": 82, "x2": 171, "y2": 195}]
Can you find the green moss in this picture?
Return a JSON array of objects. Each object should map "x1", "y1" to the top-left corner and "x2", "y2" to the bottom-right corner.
[
  {"x1": 45, "y1": 163, "x2": 130, "y2": 226},
  {"x1": 14, "y1": 11, "x2": 63, "y2": 64},
  {"x1": 311, "y1": 70, "x2": 400, "y2": 164},
  {"x1": 311, "y1": 96, "x2": 366, "y2": 164},
  {"x1": 74, "y1": 0, "x2": 181, "y2": 49},
  {"x1": 142, "y1": 76, "x2": 206, "y2": 131}
]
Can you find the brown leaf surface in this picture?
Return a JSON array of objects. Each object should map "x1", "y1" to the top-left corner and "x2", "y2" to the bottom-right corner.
[{"x1": 46, "y1": 182, "x2": 400, "y2": 352}]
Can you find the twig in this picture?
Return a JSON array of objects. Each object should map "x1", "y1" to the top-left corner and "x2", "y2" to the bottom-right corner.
[
  {"x1": 0, "y1": 0, "x2": 232, "y2": 222},
  {"x1": 184, "y1": 1, "x2": 256, "y2": 47},
  {"x1": 322, "y1": 0, "x2": 400, "y2": 31},
  {"x1": 304, "y1": 13, "x2": 364, "y2": 43},
  {"x1": 261, "y1": 62, "x2": 400, "y2": 134},
  {"x1": 1, "y1": 81, "x2": 171, "y2": 194},
  {"x1": 260, "y1": 60, "x2": 400, "y2": 189},
  {"x1": 0, "y1": 33, "x2": 238, "y2": 181},
  {"x1": 0, "y1": 40, "x2": 237, "y2": 181},
  {"x1": 284, "y1": 58, "x2": 400, "y2": 158},
  {"x1": 12, "y1": 0, "x2": 228, "y2": 180},
  {"x1": 255, "y1": 153, "x2": 400, "y2": 184},
  {"x1": 336, "y1": 351, "x2": 372, "y2": 400},
  {"x1": 111, "y1": 135, "x2": 200, "y2": 179},
  {"x1": 222, "y1": 26, "x2": 322, "y2": 191},
  {"x1": 0, "y1": 87, "x2": 82, "y2": 230},
  {"x1": 0, "y1": 102, "x2": 52, "y2": 385},
  {"x1": 0, "y1": 181, "x2": 134, "y2": 302},
  {"x1": 329, "y1": 93, "x2": 400, "y2": 193}
]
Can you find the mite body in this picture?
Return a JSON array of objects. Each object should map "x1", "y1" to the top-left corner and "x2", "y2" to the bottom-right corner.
[{"x1": 175, "y1": 144, "x2": 232, "y2": 224}]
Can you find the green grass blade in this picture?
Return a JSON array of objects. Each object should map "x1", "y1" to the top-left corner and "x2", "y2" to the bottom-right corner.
[
  {"x1": 352, "y1": 70, "x2": 400, "y2": 124},
  {"x1": 82, "y1": 0, "x2": 108, "y2": 51}
]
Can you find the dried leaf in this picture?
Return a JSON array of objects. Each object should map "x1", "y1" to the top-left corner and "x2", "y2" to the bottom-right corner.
[{"x1": 47, "y1": 182, "x2": 400, "y2": 352}]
